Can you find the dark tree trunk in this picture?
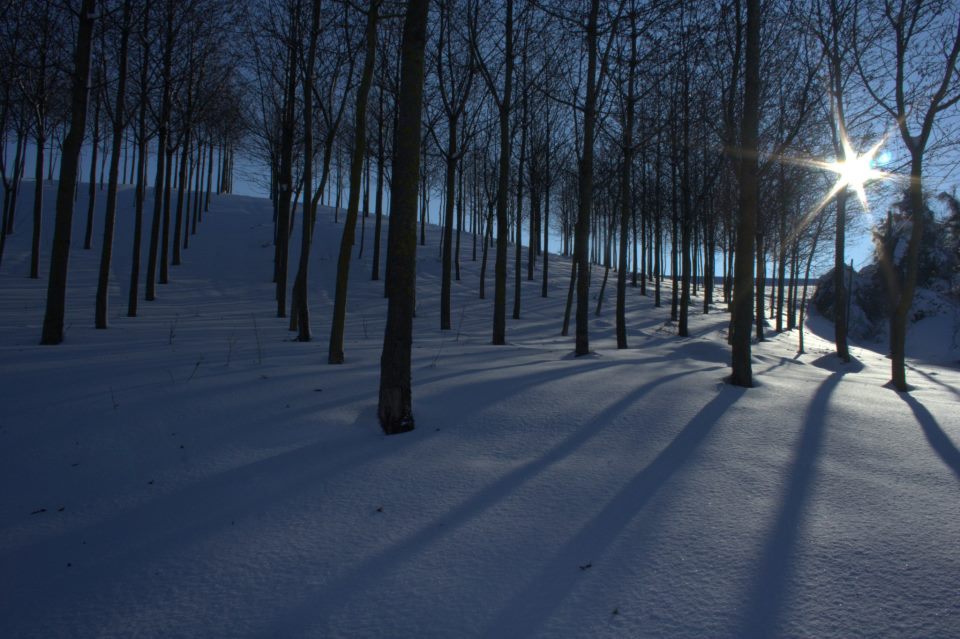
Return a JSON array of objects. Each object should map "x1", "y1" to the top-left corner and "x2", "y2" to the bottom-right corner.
[
  {"x1": 379, "y1": 0, "x2": 428, "y2": 434},
  {"x1": 159, "y1": 145, "x2": 173, "y2": 283},
  {"x1": 561, "y1": 260, "x2": 576, "y2": 336},
  {"x1": 512, "y1": 76, "x2": 526, "y2": 321},
  {"x1": 330, "y1": 0, "x2": 380, "y2": 363},
  {"x1": 616, "y1": 20, "x2": 636, "y2": 349},
  {"x1": 127, "y1": 3, "x2": 151, "y2": 316},
  {"x1": 890, "y1": 154, "x2": 925, "y2": 390},
  {"x1": 146, "y1": 7, "x2": 174, "y2": 301},
  {"x1": 833, "y1": 189, "x2": 849, "y2": 360},
  {"x1": 172, "y1": 135, "x2": 190, "y2": 264},
  {"x1": 205, "y1": 139, "x2": 214, "y2": 212},
  {"x1": 30, "y1": 135, "x2": 44, "y2": 279},
  {"x1": 492, "y1": 0, "x2": 513, "y2": 345},
  {"x1": 290, "y1": 0, "x2": 322, "y2": 340},
  {"x1": 541, "y1": 130, "x2": 550, "y2": 298},
  {"x1": 40, "y1": 0, "x2": 97, "y2": 344},
  {"x1": 84, "y1": 85, "x2": 102, "y2": 250},
  {"x1": 730, "y1": 0, "x2": 760, "y2": 387},
  {"x1": 96, "y1": 0, "x2": 132, "y2": 329},
  {"x1": 441, "y1": 117, "x2": 457, "y2": 329},
  {"x1": 574, "y1": 0, "x2": 600, "y2": 356},
  {"x1": 274, "y1": 13, "x2": 299, "y2": 319},
  {"x1": 372, "y1": 86, "x2": 385, "y2": 281}
]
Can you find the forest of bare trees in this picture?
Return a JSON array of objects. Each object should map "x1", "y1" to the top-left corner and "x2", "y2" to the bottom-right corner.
[{"x1": 2, "y1": 0, "x2": 959, "y2": 430}]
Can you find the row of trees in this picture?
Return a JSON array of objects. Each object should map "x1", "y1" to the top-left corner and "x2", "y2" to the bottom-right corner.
[
  {"x1": 0, "y1": 0, "x2": 246, "y2": 340},
  {"x1": 5, "y1": 0, "x2": 958, "y2": 431},
  {"x1": 245, "y1": 0, "x2": 959, "y2": 426}
]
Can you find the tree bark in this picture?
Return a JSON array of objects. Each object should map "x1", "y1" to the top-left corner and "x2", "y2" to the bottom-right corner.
[
  {"x1": 574, "y1": 0, "x2": 600, "y2": 356},
  {"x1": 96, "y1": 0, "x2": 132, "y2": 329},
  {"x1": 330, "y1": 0, "x2": 380, "y2": 364},
  {"x1": 379, "y1": 0, "x2": 429, "y2": 434},
  {"x1": 729, "y1": 0, "x2": 760, "y2": 387},
  {"x1": 492, "y1": 0, "x2": 513, "y2": 345},
  {"x1": 40, "y1": 0, "x2": 98, "y2": 344}
]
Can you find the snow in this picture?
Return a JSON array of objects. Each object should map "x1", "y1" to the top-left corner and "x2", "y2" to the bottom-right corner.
[{"x1": 1, "y1": 182, "x2": 958, "y2": 638}]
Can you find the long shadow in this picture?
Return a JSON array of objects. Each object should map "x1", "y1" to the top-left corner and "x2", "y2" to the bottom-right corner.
[
  {"x1": 907, "y1": 364, "x2": 960, "y2": 401},
  {"x1": 484, "y1": 385, "x2": 745, "y2": 637},
  {"x1": 267, "y1": 365, "x2": 725, "y2": 635},
  {"x1": 900, "y1": 393, "x2": 960, "y2": 481},
  {"x1": 737, "y1": 367, "x2": 846, "y2": 638}
]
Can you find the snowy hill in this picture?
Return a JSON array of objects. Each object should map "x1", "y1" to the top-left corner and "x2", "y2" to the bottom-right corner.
[{"x1": 1, "y1": 183, "x2": 958, "y2": 638}]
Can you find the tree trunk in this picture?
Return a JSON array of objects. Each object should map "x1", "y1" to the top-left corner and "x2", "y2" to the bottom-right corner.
[
  {"x1": 84, "y1": 86, "x2": 101, "y2": 250},
  {"x1": 834, "y1": 188, "x2": 849, "y2": 361},
  {"x1": 372, "y1": 85, "x2": 385, "y2": 281},
  {"x1": 96, "y1": 0, "x2": 132, "y2": 329},
  {"x1": 330, "y1": 0, "x2": 380, "y2": 363},
  {"x1": 574, "y1": 0, "x2": 600, "y2": 356},
  {"x1": 616, "y1": 26, "x2": 635, "y2": 349},
  {"x1": 40, "y1": 0, "x2": 97, "y2": 344},
  {"x1": 730, "y1": 0, "x2": 760, "y2": 387},
  {"x1": 379, "y1": 0, "x2": 428, "y2": 434},
  {"x1": 127, "y1": 4, "x2": 151, "y2": 316},
  {"x1": 159, "y1": 145, "x2": 173, "y2": 283},
  {"x1": 441, "y1": 116, "x2": 457, "y2": 330},
  {"x1": 492, "y1": 0, "x2": 513, "y2": 345},
  {"x1": 172, "y1": 135, "x2": 190, "y2": 264},
  {"x1": 274, "y1": 14, "x2": 299, "y2": 319},
  {"x1": 290, "y1": 0, "x2": 321, "y2": 340},
  {"x1": 890, "y1": 154, "x2": 925, "y2": 390}
]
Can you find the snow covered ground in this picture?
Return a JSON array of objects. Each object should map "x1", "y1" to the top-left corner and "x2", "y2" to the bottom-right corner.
[{"x1": 1, "y1": 183, "x2": 958, "y2": 638}]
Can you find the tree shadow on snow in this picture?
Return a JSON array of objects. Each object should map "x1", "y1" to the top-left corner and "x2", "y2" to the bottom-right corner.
[
  {"x1": 736, "y1": 366, "x2": 847, "y2": 638},
  {"x1": 899, "y1": 393, "x2": 960, "y2": 482},
  {"x1": 483, "y1": 385, "x2": 745, "y2": 637},
  {"x1": 906, "y1": 364, "x2": 960, "y2": 401},
  {"x1": 267, "y1": 364, "x2": 726, "y2": 635}
]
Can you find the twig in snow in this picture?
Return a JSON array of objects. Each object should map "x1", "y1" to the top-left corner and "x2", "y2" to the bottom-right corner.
[
  {"x1": 168, "y1": 315, "x2": 179, "y2": 345},
  {"x1": 186, "y1": 356, "x2": 203, "y2": 382}
]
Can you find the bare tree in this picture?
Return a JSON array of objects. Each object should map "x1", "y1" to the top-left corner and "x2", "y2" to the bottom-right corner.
[
  {"x1": 95, "y1": 0, "x2": 134, "y2": 329},
  {"x1": 430, "y1": 0, "x2": 475, "y2": 330},
  {"x1": 856, "y1": 0, "x2": 960, "y2": 391},
  {"x1": 379, "y1": 0, "x2": 429, "y2": 434},
  {"x1": 730, "y1": 0, "x2": 761, "y2": 386},
  {"x1": 329, "y1": 0, "x2": 381, "y2": 364},
  {"x1": 40, "y1": 0, "x2": 98, "y2": 344}
]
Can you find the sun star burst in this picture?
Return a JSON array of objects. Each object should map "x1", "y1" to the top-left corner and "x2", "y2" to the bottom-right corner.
[{"x1": 823, "y1": 134, "x2": 890, "y2": 209}]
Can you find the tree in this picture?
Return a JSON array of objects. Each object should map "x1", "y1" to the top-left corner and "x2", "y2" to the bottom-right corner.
[
  {"x1": 40, "y1": 0, "x2": 98, "y2": 345},
  {"x1": 856, "y1": 0, "x2": 960, "y2": 391},
  {"x1": 615, "y1": 2, "x2": 639, "y2": 350},
  {"x1": 729, "y1": 0, "x2": 760, "y2": 386},
  {"x1": 809, "y1": 0, "x2": 860, "y2": 362},
  {"x1": 291, "y1": 0, "x2": 321, "y2": 341},
  {"x1": 431, "y1": 0, "x2": 475, "y2": 330},
  {"x1": 469, "y1": 0, "x2": 514, "y2": 346},
  {"x1": 95, "y1": 0, "x2": 134, "y2": 329},
  {"x1": 378, "y1": 0, "x2": 429, "y2": 434},
  {"x1": 126, "y1": 0, "x2": 152, "y2": 317},
  {"x1": 573, "y1": 0, "x2": 601, "y2": 356},
  {"x1": 329, "y1": 0, "x2": 381, "y2": 364}
]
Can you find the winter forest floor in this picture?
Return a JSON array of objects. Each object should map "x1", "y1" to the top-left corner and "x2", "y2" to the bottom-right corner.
[{"x1": 1, "y1": 183, "x2": 958, "y2": 638}]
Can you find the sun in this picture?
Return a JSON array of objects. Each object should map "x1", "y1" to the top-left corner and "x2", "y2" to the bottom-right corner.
[
  {"x1": 774, "y1": 129, "x2": 895, "y2": 246},
  {"x1": 823, "y1": 135, "x2": 889, "y2": 209}
]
